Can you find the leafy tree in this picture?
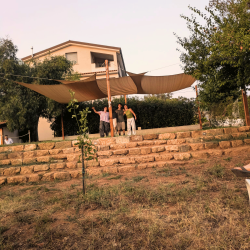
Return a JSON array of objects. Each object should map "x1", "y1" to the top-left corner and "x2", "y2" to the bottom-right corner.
[
  {"x1": 144, "y1": 93, "x2": 173, "y2": 100},
  {"x1": 0, "y1": 38, "x2": 76, "y2": 141},
  {"x1": 175, "y1": 0, "x2": 250, "y2": 112}
]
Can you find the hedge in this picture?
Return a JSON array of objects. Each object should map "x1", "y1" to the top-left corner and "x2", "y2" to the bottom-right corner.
[{"x1": 51, "y1": 96, "x2": 196, "y2": 137}]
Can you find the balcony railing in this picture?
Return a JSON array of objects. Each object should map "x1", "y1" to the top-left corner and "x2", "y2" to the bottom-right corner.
[{"x1": 95, "y1": 62, "x2": 110, "y2": 68}]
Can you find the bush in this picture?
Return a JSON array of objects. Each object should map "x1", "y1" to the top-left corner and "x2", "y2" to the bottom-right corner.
[
  {"x1": 202, "y1": 95, "x2": 250, "y2": 127},
  {"x1": 51, "y1": 96, "x2": 196, "y2": 136}
]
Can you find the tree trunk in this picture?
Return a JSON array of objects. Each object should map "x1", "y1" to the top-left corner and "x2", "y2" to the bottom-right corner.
[{"x1": 30, "y1": 118, "x2": 39, "y2": 142}]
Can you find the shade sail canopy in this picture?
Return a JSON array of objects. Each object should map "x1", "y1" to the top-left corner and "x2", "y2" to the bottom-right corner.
[{"x1": 15, "y1": 72, "x2": 196, "y2": 104}]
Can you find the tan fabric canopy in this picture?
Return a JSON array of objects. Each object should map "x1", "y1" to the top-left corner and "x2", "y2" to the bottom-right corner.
[{"x1": 15, "y1": 72, "x2": 196, "y2": 104}]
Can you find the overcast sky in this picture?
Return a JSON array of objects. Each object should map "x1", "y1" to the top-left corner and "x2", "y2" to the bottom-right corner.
[{"x1": 1, "y1": 0, "x2": 209, "y2": 99}]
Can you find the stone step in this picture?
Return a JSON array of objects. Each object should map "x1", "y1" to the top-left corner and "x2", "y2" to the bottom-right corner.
[
  {"x1": 0, "y1": 160, "x2": 188, "y2": 185},
  {"x1": 1, "y1": 144, "x2": 250, "y2": 179},
  {"x1": 0, "y1": 170, "x2": 78, "y2": 185},
  {"x1": 0, "y1": 126, "x2": 250, "y2": 168},
  {"x1": 90, "y1": 160, "x2": 188, "y2": 176},
  {"x1": 87, "y1": 144, "x2": 250, "y2": 167},
  {"x1": 0, "y1": 160, "x2": 99, "y2": 177},
  {"x1": 0, "y1": 127, "x2": 249, "y2": 159},
  {"x1": 1, "y1": 142, "x2": 250, "y2": 186},
  {"x1": 0, "y1": 126, "x2": 249, "y2": 154},
  {"x1": 1, "y1": 136, "x2": 250, "y2": 168},
  {"x1": 97, "y1": 138, "x2": 250, "y2": 157},
  {"x1": 0, "y1": 141, "x2": 73, "y2": 153},
  {"x1": 95, "y1": 130, "x2": 250, "y2": 149}
]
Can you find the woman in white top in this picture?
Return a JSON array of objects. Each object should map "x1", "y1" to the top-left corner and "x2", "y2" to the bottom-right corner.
[{"x1": 4, "y1": 135, "x2": 13, "y2": 145}]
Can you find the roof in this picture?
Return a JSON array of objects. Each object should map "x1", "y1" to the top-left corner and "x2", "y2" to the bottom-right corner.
[
  {"x1": 0, "y1": 121, "x2": 7, "y2": 127},
  {"x1": 21, "y1": 40, "x2": 122, "y2": 61}
]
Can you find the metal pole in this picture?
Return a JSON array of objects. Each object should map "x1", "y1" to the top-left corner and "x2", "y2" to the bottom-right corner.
[
  {"x1": 61, "y1": 109, "x2": 65, "y2": 140},
  {"x1": 105, "y1": 60, "x2": 114, "y2": 137},
  {"x1": 242, "y1": 89, "x2": 250, "y2": 126},
  {"x1": 124, "y1": 95, "x2": 127, "y2": 104},
  {"x1": 195, "y1": 85, "x2": 203, "y2": 130}
]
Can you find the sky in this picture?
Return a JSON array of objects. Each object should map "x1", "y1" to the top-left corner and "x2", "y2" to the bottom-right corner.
[{"x1": 0, "y1": 0, "x2": 210, "y2": 99}]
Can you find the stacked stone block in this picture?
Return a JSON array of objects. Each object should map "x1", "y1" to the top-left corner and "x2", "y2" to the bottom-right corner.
[{"x1": 0, "y1": 126, "x2": 250, "y2": 185}]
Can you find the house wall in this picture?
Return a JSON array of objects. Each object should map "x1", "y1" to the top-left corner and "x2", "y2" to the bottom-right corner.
[
  {"x1": 33, "y1": 45, "x2": 120, "y2": 75},
  {"x1": 38, "y1": 117, "x2": 54, "y2": 141}
]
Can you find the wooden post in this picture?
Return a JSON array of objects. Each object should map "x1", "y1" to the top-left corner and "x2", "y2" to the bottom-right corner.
[
  {"x1": 242, "y1": 89, "x2": 250, "y2": 126},
  {"x1": 0, "y1": 128, "x2": 3, "y2": 145},
  {"x1": 195, "y1": 85, "x2": 203, "y2": 130},
  {"x1": 61, "y1": 109, "x2": 65, "y2": 140},
  {"x1": 124, "y1": 95, "x2": 127, "y2": 104},
  {"x1": 28, "y1": 130, "x2": 31, "y2": 143},
  {"x1": 105, "y1": 60, "x2": 114, "y2": 137}
]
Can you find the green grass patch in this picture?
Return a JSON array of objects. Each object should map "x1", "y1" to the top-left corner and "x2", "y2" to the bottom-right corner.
[
  {"x1": 224, "y1": 157, "x2": 232, "y2": 162},
  {"x1": 0, "y1": 226, "x2": 8, "y2": 235},
  {"x1": 108, "y1": 175, "x2": 122, "y2": 180},
  {"x1": 206, "y1": 164, "x2": 225, "y2": 178},
  {"x1": 236, "y1": 162, "x2": 244, "y2": 168},
  {"x1": 102, "y1": 173, "x2": 111, "y2": 178},
  {"x1": 132, "y1": 176, "x2": 145, "y2": 182}
]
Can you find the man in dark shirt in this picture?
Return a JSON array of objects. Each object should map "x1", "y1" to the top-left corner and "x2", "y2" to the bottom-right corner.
[
  {"x1": 112, "y1": 108, "x2": 118, "y2": 135},
  {"x1": 115, "y1": 103, "x2": 125, "y2": 136}
]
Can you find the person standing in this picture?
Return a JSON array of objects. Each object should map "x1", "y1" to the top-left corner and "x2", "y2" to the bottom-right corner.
[
  {"x1": 115, "y1": 103, "x2": 125, "y2": 136},
  {"x1": 124, "y1": 105, "x2": 137, "y2": 136},
  {"x1": 4, "y1": 135, "x2": 13, "y2": 145},
  {"x1": 92, "y1": 107, "x2": 110, "y2": 137},
  {"x1": 112, "y1": 107, "x2": 118, "y2": 135}
]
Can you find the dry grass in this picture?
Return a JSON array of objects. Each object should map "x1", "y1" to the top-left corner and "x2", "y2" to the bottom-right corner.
[{"x1": 1, "y1": 155, "x2": 250, "y2": 249}]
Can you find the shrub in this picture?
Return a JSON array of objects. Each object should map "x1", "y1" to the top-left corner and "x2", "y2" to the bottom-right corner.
[{"x1": 51, "y1": 96, "x2": 196, "y2": 136}]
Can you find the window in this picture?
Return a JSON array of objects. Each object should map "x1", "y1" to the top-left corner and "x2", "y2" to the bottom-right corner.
[
  {"x1": 91, "y1": 52, "x2": 114, "y2": 68},
  {"x1": 65, "y1": 52, "x2": 77, "y2": 64}
]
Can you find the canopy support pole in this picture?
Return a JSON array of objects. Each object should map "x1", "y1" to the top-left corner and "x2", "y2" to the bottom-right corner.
[
  {"x1": 61, "y1": 109, "x2": 65, "y2": 140},
  {"x1": 242, "y1": 89, "x2": 250, "y2": 126},
  {"x1": 105, "y1": 60, "x2": 114, "y2": 137},
  {"x1": 195, "y1": 86, "x2": 202, "y2": 130},
  {"x1": 0, "y1": 128, "x2": 3, "y2": 145},
  {"x1": 124, "y1": 95, "x2": 127, "y2": 104}
]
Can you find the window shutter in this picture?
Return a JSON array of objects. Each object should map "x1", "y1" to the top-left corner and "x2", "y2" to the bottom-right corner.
[{"x1": 65, "y1": 52, "x2": 77, "y2": 64}]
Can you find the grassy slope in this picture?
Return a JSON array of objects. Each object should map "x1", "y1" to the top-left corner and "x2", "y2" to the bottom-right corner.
[{"x1": 1, "y1": 154, "x2": 250, "y2": 249}]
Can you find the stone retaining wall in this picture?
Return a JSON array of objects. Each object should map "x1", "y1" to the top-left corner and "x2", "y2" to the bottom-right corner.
[{"x1": 0, "y1": 126, "x2": 250, "y2": 185}]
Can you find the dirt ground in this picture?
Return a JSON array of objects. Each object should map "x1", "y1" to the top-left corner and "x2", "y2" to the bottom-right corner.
[{"x1": 1, "y1": 153, "x2": 250, "y2": 249}]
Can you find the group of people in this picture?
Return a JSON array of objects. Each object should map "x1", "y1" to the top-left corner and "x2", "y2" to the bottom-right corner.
[
  {"x1": 92, "y1": 104, "x2": 137, "y2": 137},
  {"x1": 2, "y1": 107, "x2": 136, "y2": 144}
]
